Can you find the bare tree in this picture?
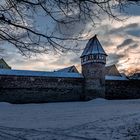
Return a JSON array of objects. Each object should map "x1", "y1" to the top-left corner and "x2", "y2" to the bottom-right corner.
[{"x1": 0, "y1": 0, "x2": 139, "y2": 55}]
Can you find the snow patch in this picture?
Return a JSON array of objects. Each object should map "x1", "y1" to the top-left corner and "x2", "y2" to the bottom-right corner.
[
  {"x1": 0, "y1": 102, "x2": 12, "y2": 106},
  {"x1": 0, "y1": 99, "x2": 140, "y2": 139},
  {"x1": 105, "y1": 75, "x2": 128, "y2": 80}
]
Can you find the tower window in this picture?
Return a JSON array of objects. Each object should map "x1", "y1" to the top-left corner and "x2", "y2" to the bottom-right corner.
[
  {"x1": 99, "y1": 55, "x2": 104, "y2": 59},
  {"x1": 82, "y1": 57, "x2": 85, "y2": 62},
  {"x1": 90, "y1": 55, "x2": 92, "y2": 60},
  {"x1": 93, "y1": 55, "x2": 96, "y2": 59},
  {"x1": 83, "y1": 57, "x2": 85, "y2": 62}
]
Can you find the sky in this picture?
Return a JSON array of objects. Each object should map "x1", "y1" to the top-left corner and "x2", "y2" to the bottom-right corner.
[{"x1": 0, "y1": 2, "x2": 140, "y2": 75}]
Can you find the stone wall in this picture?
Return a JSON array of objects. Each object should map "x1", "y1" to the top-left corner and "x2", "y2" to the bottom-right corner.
[
  {"x1": 0, "y1": 75, "x2": 84, "y2": 103},
  {"x1": 105, "y1": 80, "x2": 140, "y2": 99},
  {"x1": 1, "y1": 75, "x2": 140, "y2": 103}
]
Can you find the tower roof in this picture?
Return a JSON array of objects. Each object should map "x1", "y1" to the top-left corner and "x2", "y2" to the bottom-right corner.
[{"x1": 81, "y1": 35, "x2": 107, "y2": 58}]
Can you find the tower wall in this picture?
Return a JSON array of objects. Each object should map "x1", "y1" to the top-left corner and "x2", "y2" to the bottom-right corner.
[{"x1": 82, "y1": 63, "x2": 105, "y2": 100}]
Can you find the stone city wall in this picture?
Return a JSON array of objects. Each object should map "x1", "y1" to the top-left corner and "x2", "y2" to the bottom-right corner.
[
  {"x1": 0, "y1": 75, "x2": 84, "y2": 103},
  {"x1": 105, "y1": 80, "x2": 140, "y2": 99},
  {"x1": 0, "y1": 75, "x2": 140, "y2": 103}
]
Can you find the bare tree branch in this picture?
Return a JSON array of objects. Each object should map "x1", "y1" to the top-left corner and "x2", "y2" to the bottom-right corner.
[{"x1": 0, "y1": 0, "x2": 139, "y2": 55}]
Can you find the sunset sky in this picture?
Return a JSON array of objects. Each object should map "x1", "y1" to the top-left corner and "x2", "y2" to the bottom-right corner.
[{"x1": 0, "y1": 3, "x2": 140, "y2": 75}]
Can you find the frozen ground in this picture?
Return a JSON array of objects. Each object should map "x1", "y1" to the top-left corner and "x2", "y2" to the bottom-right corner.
[{"x1": 0, "y1": 99, "x2": 140, "y2": 140}]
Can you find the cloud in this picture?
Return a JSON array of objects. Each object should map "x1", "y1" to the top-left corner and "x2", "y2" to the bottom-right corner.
[
  {"x1": 109, "y1": 23, "x2": 140, "y2": 35},
  {"x1": 126, "y1": 29, "x2": 140, "y2": 37},
  {"x1": 54, "y1": 14, "x2": 90, "y2": 38},
  {"x1": 70, "y1": 57, "x2": 80, "y2": 63},
  {"x1": 120, "y1": 4, "x2": 140, "y2": 16},
  {"x1": 117, "y1": 39, "x2": 134, "y2": 48},
  {"x1": 107, "y1": 53, "x2": 125, "y2": 65},
  {"x1": 125, "y1": 23, "x2": 139, "y2": 29},
  {"x1": 129, "y1": 44, "x2": 139, "y2": 49}
]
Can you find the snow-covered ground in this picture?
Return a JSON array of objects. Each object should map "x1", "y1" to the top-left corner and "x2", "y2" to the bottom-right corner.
[{"x1": 0, "y1": 99, "x2": 140, "y2": 140}]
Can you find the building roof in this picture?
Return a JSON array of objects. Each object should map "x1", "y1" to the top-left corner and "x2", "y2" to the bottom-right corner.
[
  {"x1": 105, "y1": 64, "x2": 128, "y2": 80},
  {"x1": 0, "y1": 58, "x2": 11, "y2": 69},
  {"x1": 81, "y1": 35, "x2": 107, "y2": 58},
  {"x1": 105, "y1": 64, "x2": 121, "y2": 77},
  {"x1": 129, "y1": 72, "x2": 140, "y2": 80},
  {"x1": 56, "y1": 65, "x2": 79, "y2": 73},
  {"x1": 0, "y1": 69, "x2": 83, "y2": 78},
  {"x1": 105, "y1": 76, "x2": 128, "y2": 80}
]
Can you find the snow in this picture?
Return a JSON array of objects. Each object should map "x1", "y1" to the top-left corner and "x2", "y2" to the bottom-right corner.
[
  {"x1": 0, "y1": 99, "x2": 140, "y2": 139},
  {"x1": 0, "y1": 69, "x2": 83, "y2": 78},
  {"x1": 105, "y1": 75, "x2": 128, "y2": 80}
]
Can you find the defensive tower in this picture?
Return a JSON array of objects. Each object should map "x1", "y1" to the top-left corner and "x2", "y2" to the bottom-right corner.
[{"x1": 81, "y1": 35, "x2": 107, "y2": 99}]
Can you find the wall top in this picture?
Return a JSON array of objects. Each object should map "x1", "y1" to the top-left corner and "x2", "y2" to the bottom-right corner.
[{"x1": 0, "y1": 69, "x2": 83, "y2": 78}]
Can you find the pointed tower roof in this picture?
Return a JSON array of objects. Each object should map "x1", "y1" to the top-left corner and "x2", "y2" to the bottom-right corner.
[{"x1": 81, "y1": 35, "x2": 107, "y2": 58}]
